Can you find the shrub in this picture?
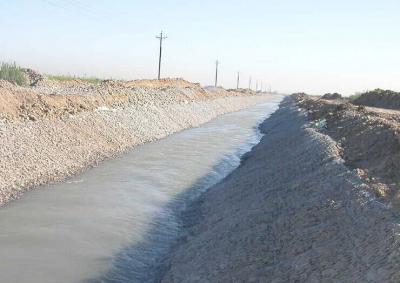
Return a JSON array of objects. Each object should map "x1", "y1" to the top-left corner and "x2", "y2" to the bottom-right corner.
[
  {"x1": 47, "y1": 74, "x2": 102, "y2": 84},
  {"x1": 348, "y1": 92, "x2": 363, "y2": 101},
  {"x1": 322, "y1": 93, "x2": 342, "y2": 100},
  {"x1": 0, "y1": 62, "x2": 27, "y2": 86}
]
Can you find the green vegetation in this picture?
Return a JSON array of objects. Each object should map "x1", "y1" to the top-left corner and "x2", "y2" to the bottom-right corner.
[
  {"x1": 348, "y1": 92, "x2": 363, "y2": 101},
  {"x1": 47, "y1": 74, "x2": 102, "y2": 84},
  {"x1": 366, "y1": 88, "x2": 400, "y2": 96},
  {"x1": 349, "y1": 89, "x2": 400, "y2": 101},
  {"x1": 0, "y1": 62, "x2": 27, "y2": 86}
]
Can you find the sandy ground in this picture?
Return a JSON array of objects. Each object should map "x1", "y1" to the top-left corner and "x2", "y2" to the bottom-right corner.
[
  {"x1": 0, "y1": 78, "x2": 271, "y2": 206},
  {"x1": 160, "y1": 97, "x2": 400, "y2": 282}
]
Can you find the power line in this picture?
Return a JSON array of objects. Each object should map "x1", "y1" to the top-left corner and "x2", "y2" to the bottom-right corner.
[{"x1": 156, "y1": 31, "x2": 167, "y2": 80}]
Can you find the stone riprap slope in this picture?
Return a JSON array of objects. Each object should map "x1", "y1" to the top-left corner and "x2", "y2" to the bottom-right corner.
[
  {"x1": 0, "y1": 78, "x2": 270, "y2": 205},
  {"x1": 161, "y1": 98, "x2": 400, "y2": 282}
]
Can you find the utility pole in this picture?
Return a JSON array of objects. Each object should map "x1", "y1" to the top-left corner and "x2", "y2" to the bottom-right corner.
[
  {"x1": 256, "y1": 80, "x2": 259, "y2": 92},
  {"x1": 236, "y1": 72, "x2": 240, "y2": 89},
  {"x1": 249, "y1": 76, "x2": 252, "y2": 90},
  {"x1": 156, "y1": 30, "x2": 167, "y2": 80},
  {"x1": 215, "y1": 60, "x2": 219, "y2": 87},
  {"x1": 261, "y1": 82, "x2": 263, "y2": 93}
]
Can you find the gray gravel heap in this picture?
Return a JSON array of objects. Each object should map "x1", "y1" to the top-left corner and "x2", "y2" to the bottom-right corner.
[{"x1": 161, "y1": 97, "x2": 400, "y2": 282}]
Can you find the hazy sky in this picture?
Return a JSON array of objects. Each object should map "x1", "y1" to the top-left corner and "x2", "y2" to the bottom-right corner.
[{"x1": 1, "y1": 0, "x2": 400, "y2": 95}]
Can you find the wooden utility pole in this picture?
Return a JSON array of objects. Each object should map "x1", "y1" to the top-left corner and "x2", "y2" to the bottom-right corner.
[
  {"x1": 215, "y1": 60, "x2": 219, "y2": 87},
  {"x1": 249, "y1": 76, "x2": 252, "y2": 90},
  {"x1": 156, "y1": 31, "x2": 167, "y2": 80},
  {"x1": 236, "y1": 72, "x2": 240, "y2": 89}
]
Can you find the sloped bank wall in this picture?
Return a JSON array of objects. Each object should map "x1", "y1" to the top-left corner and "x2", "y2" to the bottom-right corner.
[{"x1": 0, "y1": 95, "x2": 273, "y2": 205}]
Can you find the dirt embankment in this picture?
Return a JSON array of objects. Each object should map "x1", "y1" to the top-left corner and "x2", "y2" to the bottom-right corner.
[
  {"x1": 295, "y1": 94, "x2": 400, "y2": 209},
  {"x1": 161, "y1": 97, "x2": 400, "y2": 282},
  {"x1": 0, "y1": 78, "x2": 255, "y2": 122},
  {"x1": 0, "y1": 76, "x2": 270, "y2": 206}
]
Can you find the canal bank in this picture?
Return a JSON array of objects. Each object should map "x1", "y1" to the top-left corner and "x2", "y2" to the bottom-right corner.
[
  {"x1": 160, "y1": 97, "x2": 400, "y2": 282},
  {"x1": 0, "y1": 78, "x2": 273, "y2": 206},
  {"x1": 0, "y1": 98, "x2": 282, "y2": 283}
]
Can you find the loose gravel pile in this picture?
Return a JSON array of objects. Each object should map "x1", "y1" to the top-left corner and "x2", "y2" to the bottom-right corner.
[
  {"x1": 161, "y1": 97, "x2": 400, "y2": 282},
  {"x1": 0, "y1": 78, "x2": 270, "y2": 206},
  {"x1": 0, "y1": 78, "x2": 254, "y2": 122}
]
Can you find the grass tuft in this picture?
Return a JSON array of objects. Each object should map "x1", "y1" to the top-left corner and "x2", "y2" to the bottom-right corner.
[
  {"x1": 0, "y1": 62, "x2": 27, "y2": 86},
  {"x1": 47, "y1": 74, "x2": 102, "y2": 84}
]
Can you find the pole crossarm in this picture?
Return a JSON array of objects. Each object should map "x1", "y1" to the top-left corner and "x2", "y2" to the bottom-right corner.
[{"x1": 156, "y1": 31, "x2": 167, "y2": 80}]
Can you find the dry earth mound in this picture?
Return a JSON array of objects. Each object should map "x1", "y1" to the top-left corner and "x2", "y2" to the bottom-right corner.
[
  {"x1": 295, "y1": 94, "x2": 400, "y2": 209},
  {"x1": 0, "y1": 76, "x2": 248, "y2": 121}
]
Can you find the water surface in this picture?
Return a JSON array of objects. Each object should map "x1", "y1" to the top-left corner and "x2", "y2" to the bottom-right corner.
[{"x1": 0, "y1": 96, "x2": 282, "y2": 283}]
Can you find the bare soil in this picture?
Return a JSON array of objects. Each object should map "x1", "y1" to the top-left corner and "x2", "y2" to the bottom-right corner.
[{"x1": 295, "y1": 94, "x2": 400, "y2": 209}]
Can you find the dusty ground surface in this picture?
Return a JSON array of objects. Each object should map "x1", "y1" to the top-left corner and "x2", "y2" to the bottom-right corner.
[
  {"x1": 0, "y1": 76, "x2": 268, "y2": 206},
  {"x1": 161, "y1": 97, "x2": 400, "y2": 282},
  {"x1": 295, "y1": 94, "x2": 400, "y2": 209}
]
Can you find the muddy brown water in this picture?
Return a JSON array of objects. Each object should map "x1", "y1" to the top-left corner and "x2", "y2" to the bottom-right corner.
[{"x1": 0, "y1": 96, "x2": 282, "y2": 283}]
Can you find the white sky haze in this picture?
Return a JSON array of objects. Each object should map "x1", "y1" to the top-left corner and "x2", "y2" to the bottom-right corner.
[{"x1": 1, "y1": 0, "x2": 400, "y2": 95}]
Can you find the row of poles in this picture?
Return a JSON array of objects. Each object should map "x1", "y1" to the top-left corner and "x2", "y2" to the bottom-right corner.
[
  {"x1": 217, "y1": 62, "x2": 272, "y2": 93},
  {"x1": 156, "y1": 31, "x2": 271, "y2": 92}
]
